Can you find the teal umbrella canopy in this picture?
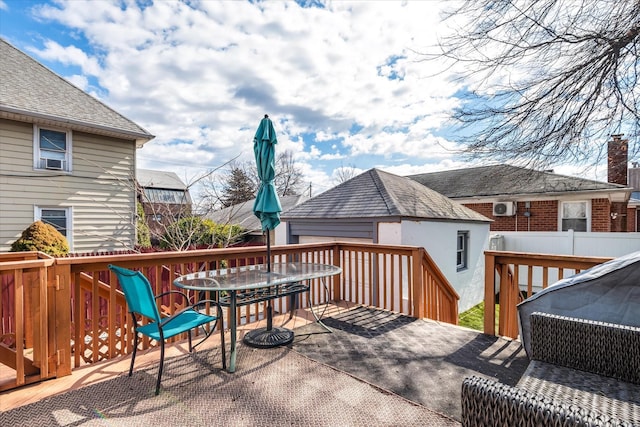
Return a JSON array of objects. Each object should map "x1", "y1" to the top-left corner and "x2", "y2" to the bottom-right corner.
[{"x1": 252, "y1": 115, "x2": 282, "y2": 231}]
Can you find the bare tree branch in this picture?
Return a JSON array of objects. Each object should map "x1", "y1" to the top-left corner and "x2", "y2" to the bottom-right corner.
[
  {"x1": 333, "y1": 163, "x2": 360, "y2": 184},
  {"x1": 431, "y1": 0, "x2": 640, "y2": 168}
]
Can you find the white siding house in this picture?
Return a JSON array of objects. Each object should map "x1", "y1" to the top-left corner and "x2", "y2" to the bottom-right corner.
[{"x1": 0, "y1": 38, "x2": 154, "y2": 252}]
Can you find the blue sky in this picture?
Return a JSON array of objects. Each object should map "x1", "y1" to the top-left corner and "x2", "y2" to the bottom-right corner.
[{"x1": 0, "y1": 0, "x2": 605, "y2": 198}]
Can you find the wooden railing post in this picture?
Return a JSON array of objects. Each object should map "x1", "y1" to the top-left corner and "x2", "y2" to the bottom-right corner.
[
  {"x1": 332, "y1": 244, "x2": 341, "y2": 301},
  {"x1": 14, "y1": 268, "x2": 25, "y2": 386},
  {"x1": 498, "y1": 265, "x2": 507, "y2": 336},
  {"x1": 484, "y1": 252, "x2": 496, "y2": 335},
  {"x1": 51, "y1": 263, "x2": 71, "y2": 377},
  {"x1": 411, "y1": 249, "x2": 425, "y2": 318},
  {"x1": 34, "y1": 266, "x2": 48, "y2": 378}
]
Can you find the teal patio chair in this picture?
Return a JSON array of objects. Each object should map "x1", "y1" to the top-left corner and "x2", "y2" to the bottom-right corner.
[{"x1": 108, "y1": 264, "x2": 226, "y2": 395}]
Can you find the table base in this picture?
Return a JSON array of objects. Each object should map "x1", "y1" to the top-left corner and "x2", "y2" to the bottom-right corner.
[{"x1": 243, "y1": 327, "x2": 295, "y2": 348}]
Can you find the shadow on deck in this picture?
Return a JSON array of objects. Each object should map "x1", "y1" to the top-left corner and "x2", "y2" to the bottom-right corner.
[{"x1": 292, "y1": 305, "x2": 528, "y2": 420}]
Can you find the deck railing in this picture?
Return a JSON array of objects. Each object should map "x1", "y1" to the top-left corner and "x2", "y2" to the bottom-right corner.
[
  {"x1": 484, "y1": 250, "x2": 612, "y2": 338},
  {"x1": 0, "y1": 252, "x2": 63, "y2": 389},
  {"x1": 0, "y1": 242, "x2": 457, "y2": 391}
]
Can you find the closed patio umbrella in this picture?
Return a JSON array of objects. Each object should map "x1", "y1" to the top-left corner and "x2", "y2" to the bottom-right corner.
[
  {"x1": 252, "y1": 114, "x2": 282, "y2": 270},
  {"x1": 244, "y1": 114, "x2": 291, "y2": 348}
]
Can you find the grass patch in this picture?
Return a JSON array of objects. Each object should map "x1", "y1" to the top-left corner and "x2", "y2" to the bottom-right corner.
[{"x1": 458, "y1": 301, "x2": 499, "y2": 332}]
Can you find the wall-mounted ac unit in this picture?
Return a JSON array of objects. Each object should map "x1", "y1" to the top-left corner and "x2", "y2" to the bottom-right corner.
[
  {"x1": 44, "y1": 158, "x2": 63, "y2": 170},
  {"x1": 493, "y1": 201, "x2": 516, "y2": 216}
]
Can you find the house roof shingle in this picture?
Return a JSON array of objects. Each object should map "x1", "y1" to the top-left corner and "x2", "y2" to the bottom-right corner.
[
  {"x1": 0, "y1": 38, "x2": 154, "y2": 143},
  {"x1": 406, "y1": 164, "x2": 630, "y2": 199},
  {"x1": 137, "y1": 169, "x2": 187, "y2": 190},
  {"x1": 282, "y1": 169, "x2": 490, "y2": 223}
]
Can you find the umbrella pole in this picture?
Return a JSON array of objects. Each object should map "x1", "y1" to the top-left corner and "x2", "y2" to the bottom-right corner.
[
  {"x1": 266, "y1": 230, "x2": 271, "y2": 273},
  {"x1": 266, "y1": 230, "x2": 273, "y2": 330}
]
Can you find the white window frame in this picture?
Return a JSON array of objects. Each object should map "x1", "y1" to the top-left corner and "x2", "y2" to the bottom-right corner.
[
  {"x1": 456, "y1": 230, "x2": 469, "y2": 272},
  {"x1": 559, "y1": 201, "x2": 590, "y2": 232},
  {"x1": 33, "y1": 125, "x2": 72, "y2": 172},
  {"x1": 35, "y1": 206, "x2": 73, "y2": 250},
  {"x1": 143, "y1": 188, "x2": 187, "y2": 204}
]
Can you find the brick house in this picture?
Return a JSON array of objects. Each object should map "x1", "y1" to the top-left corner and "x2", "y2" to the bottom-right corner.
[
  {"x1": 136, "y1": 169, "x2": 191, "y2": 245},
  {"x1": 407, "y1": 136, "x2": 633, "y2": 233}
]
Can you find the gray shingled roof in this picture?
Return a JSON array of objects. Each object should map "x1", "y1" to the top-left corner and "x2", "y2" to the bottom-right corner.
[
  {"x1": 282, "y1": 169, "x2": 490, "y2": 222},
  {"x1": 407, "y1": 164, "x2": 629, "y2": 199},
  {"x1": 207, "y1": 195, "x2": 309, "y2": 232},
  {"x1": 0, "y1": 38, "x2": 153, "y2": 143},
  {"x1": 137, "y1": 169, "x2": 187, "y2": 190}
]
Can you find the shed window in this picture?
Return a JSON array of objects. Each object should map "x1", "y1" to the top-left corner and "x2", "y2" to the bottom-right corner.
[{"x1": 457, "y1": 231, "x2": 469, "y2": 271}]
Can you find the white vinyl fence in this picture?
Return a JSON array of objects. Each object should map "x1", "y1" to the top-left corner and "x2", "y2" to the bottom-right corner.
[
  {"x1": 489, "y1": 231, "x2": 640, "y2": 291},
  {"x1": 491, "y1": 230, "x2": 640, "y2": 258}
]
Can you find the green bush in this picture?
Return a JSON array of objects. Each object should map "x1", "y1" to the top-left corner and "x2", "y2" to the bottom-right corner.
[
  {"x1": 10, "y1": 220, "x2": 69, "y2": 256},
  {"x1": 160, "y1": 216, "x2": 245, "y2": 250},
  {"x1": 203, "y1": 222, "x2": 245, "y2": 247}
]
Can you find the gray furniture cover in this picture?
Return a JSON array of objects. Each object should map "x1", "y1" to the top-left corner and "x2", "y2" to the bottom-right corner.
[{"x1": 518, "y1": 250, "x2": 640, "y2": 356}]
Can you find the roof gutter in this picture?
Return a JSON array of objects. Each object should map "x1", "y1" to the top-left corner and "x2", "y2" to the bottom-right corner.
[
  {"x1": 454, "y1": 188, "x2": 633, "y2": 204},
  {"x1": 0, "y1": 106, "x2": 155, "y2": 146}
]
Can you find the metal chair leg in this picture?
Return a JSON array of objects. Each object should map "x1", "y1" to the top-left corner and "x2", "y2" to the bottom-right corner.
[
  {"x1": 129, "y1": 341, "x2": 138, "y2": 376},
  {"x1": 156, "y1": 339, "x2": 165, "y2": 395},
  {"x1": 219, "y1": 306, "x2": 226, "y2": 370},
  {"x1": 129, "y1": 318, "x2": 139, "y2": 377}
]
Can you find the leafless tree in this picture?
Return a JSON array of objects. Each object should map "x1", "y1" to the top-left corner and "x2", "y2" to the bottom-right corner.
[
  {"x1": 432, "y1": 0, "x2": 640, "y2": 168},
  {"x1": 333, "y1": 163, "x2": 360, "y2": 184},
  {"x1": 275, "y1": 150, "x2": 304, "y2": 196}
]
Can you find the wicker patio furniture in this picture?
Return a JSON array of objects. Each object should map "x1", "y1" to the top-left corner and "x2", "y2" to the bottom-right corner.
[{"x1": 461, "y1": 312, "x2": 640, "y2": 426}]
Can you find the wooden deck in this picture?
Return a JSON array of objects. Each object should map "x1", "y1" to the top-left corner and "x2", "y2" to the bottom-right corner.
[
  {"x1": 0, "y1": 304, "x2": 335, "y2": 411},
  {"x1": 0, "y1": 301, "x2": 529, "y2": 424}
]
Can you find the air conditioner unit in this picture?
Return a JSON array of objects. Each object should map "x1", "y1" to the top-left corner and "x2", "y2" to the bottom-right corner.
[
  {"x1": 493, "y1": 201, "x2": 516, "y2": 216},
  {"x1": 44, "y1": 158, "x2": 64, "y2": 170}
]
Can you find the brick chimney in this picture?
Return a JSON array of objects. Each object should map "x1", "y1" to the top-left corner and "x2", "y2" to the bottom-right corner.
[
  {"x1": 608, "y1": 134, "x2": 628, "y2": 185},
  {"x1": 608, "y1": 134, "x2": 629, "y2": 232}
]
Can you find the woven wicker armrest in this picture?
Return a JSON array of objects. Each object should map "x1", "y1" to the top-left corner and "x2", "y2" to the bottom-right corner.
[
  {"x1": 461, "y1": 376, "x2": 633, "y2": 427},
  {"x1": 529, "y1": 312, "x2": 640, "y2": 384}
]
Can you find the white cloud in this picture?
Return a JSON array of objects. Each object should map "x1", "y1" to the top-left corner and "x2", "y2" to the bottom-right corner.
[
  {"x1": 26, "y1": 0, "x2": 469, "y2": 197},
  {"x1": 27, "y1": 40, "x2": 102, "y2": 75}
]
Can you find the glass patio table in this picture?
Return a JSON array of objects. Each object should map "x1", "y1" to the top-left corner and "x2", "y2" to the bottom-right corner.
[{"x1": 173, "y1": 262, "x2": 341, "y2": 373}]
